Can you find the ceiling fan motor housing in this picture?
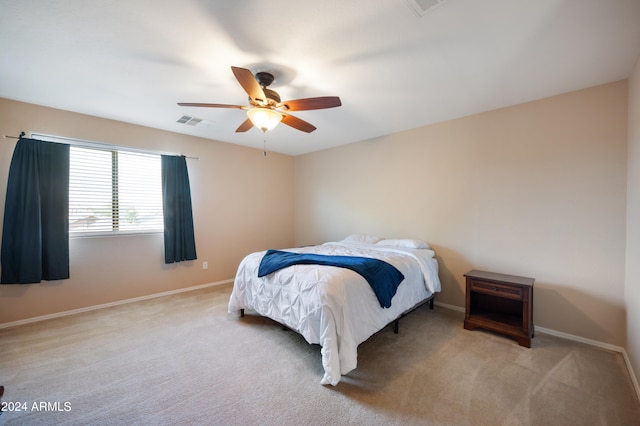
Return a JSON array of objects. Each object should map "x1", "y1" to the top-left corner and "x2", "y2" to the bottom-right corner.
[
  {"x1": 263, "y1": 88, "x2": 280, "y2": 104},
  {"x1": 254, "y1": 72, "x2": 280, "y2": 105},
  {"x1": 248, "y1": 88, "x2": 280, "y2": 106}
]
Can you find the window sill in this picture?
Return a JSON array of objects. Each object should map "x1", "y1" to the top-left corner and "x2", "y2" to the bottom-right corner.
[{"x1": 69, "y1": 230, "x2": 163, "y2": 239}]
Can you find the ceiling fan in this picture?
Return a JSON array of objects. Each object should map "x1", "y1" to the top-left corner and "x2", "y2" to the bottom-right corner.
[{"x1": 178, "y1": 66, "x2": 342, "y2": 134}]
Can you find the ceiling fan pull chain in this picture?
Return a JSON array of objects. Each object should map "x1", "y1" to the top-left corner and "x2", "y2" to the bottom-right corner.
[{"x1": 263, "y1": 131, "x2": 267, "y2": 157}]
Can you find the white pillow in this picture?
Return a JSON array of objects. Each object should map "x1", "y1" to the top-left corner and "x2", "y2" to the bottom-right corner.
[
  {"x1": 376, "y1": 238, "x2": 430, "y2": 249},
  {"x1": 341, "y1": 234, "x2": 382, "y2": 244}
]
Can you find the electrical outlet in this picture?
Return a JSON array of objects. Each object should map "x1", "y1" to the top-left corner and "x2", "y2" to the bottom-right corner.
[{"x1": 202, "y1": 261, "x2": 208, "y2": 270}]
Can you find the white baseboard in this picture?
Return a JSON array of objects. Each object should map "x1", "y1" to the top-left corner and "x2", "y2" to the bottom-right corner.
[
  {"x1": 0, "y1": 279, "x2": 233, "y2": 330},
  {"x1": 534, "y1": 325, "x2": 623, "y2": 352},
  {"x1": 622, "y1": 349, "x2": 640, "y2": 403},
  {"x1": 434, "y1": 301, "x2": 464, "y2": 312},
  {"x1": 435, "y1": 302, "x2": 640, "y2": 402}
]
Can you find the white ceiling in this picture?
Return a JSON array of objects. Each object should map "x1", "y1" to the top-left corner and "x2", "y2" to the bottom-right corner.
[{"x1": 1, "y1": 0, "x2": 639, "y2": 156}]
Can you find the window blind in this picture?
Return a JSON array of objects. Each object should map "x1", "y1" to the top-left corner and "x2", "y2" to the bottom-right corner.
[{"x1": 69, "y1": 146, "x2": 163, "y2": 235}]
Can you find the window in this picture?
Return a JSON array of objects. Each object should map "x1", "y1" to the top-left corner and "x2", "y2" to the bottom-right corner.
[{"x1": 69, "y1": 145, "x2": 164, "y2": 235}]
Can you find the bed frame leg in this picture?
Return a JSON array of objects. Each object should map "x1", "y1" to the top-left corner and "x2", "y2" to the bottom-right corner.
[
  {"x1": 240, "y1": 309, "x2": 245, "y2": 317},
  {"x1": 392, "y1": 297, "x2": 435, "y2": 334}
]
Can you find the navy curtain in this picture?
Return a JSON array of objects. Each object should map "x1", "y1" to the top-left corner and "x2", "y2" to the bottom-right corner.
[
  {"x1": 161, "y1": 155, "x2": 197, "y2": 264},
  {"x1": 1, "y1": 138, "x2": 70, "y2": 284}
]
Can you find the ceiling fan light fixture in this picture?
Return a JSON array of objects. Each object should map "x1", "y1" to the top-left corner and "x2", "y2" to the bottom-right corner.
[{"x1": 247, "y1": 107, "x2": 282, "y2": 132}]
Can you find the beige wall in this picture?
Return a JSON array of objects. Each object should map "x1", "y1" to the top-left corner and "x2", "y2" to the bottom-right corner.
[
  {"x1": 295, "y1": 81, "x2": 628, "y2": 346},
  {"x1": 0, "y1": 98, "x2": 295, "y2": 324},
  {"x1": 626, "y1": 56, "x2": 640, "y2": 387}
]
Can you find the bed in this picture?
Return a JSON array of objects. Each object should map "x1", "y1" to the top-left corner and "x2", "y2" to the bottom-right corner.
[{"x1": 227, "y1": 235, "x2": 441, "y2": 385}]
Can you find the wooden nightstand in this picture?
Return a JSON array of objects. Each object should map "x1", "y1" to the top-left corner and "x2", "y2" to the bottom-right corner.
[{"x1": 463, "y1": 270, "x2": 535, "y2": 347}]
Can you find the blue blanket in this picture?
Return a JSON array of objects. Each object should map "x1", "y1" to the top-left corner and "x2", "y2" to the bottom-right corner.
[{"x1": 258, "y1": 249, "x2": 405, "y2": 308}]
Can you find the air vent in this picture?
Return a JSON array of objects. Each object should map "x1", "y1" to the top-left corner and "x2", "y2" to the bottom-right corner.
[
  {"x1": 176, "y1": 115, "x2": 209, "y2": 127},
  {"x1": 405, "y1": 0, "x2": 448, "y2": 16}
]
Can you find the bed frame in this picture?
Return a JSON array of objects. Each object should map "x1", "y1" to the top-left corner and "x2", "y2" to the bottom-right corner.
[
  {"x1": 238, "y1": 294, "x2": 435, "y2": 335},
  {"x1": 391, "y1": 294, "x2": 435, "y2": 333}
]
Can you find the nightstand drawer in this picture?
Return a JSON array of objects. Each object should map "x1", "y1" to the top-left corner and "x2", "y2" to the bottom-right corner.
[{"x1": 469, "y1": 279, "x2": 523, "y2": 300}]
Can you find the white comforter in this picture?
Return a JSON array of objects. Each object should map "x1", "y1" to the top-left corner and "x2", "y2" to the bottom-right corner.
[{"x1": 227, "y1": 241, "x2": 441, "y2": 385}]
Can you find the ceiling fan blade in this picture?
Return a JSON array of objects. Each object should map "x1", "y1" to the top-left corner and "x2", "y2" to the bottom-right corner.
[
  {"x1": 235, "y1": 118, "x2": 254, "y2": 132},
  {"x1": 281, "y1": 113, "x2": 317, "y2": 133},
  {"x1": 231, "y1": 66, "x2": 267, "y2": 105},
  {"x1": 178, "y1": 102, "x2": 246, "y2": 109},
  {"x1": 278, "y1": 96, "x2": 342, "y2": 111}
]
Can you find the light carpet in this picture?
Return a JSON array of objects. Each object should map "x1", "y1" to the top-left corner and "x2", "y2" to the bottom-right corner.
[{"x1": 0, "y1": 284, "x2": 638, "y2": 425}]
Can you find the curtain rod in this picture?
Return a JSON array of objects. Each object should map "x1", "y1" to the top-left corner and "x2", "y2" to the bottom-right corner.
[
  {"x1": 4, "y1": 132, "x2": 199, "y2": 160},
  {"x1": 3, "y1": 131, "x2": 25, "y2": 139}
]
